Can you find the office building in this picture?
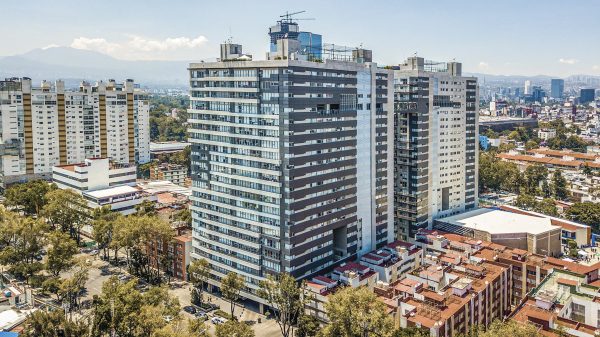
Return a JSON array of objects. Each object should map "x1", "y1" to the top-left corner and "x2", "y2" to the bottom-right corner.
[
  {"x1": 393, "y1": 57, "x2": 479, "y2": 240},
  {"x1": 550, "y1": 78, "x2": 564, "y2": 99},
  {"x1": 580, "y1": 88, "x2": 595, "y2": 104},
  {"x1": 188, "y1": 36, "x2": 394, "y2": 306},
  {"x1": 52, "y1": 157, "x2": 136, "y2": 193},
  {"x1": 524, "y1": 80, "x2": 532, "y2": 95},
  {"x1": 0, "y1": 78, "x2": 150, "y2": 188}
]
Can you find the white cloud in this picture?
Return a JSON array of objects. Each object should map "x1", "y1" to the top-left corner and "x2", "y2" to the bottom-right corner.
[
  {"x1": 128, "y1": 35, "x2": 208, "y2": 52},
  {"x1": 558, "y1": 58, "x2": 578, "y2": 65},
  {"x1": 593, "y1": 65, "x2": 600, "y2": 71},
  {"x1": 69, "y1": 35, "x2": 209, "y2": 60},
  {"x1": 41, "y1": 44, "x2": 60, "y2": 50},
  {"x1": 71, "y1": 37, "x2": 120, "y2": 55},
  {"x1": 478, "y1": 61, "x2": 490, "y2": 70}
]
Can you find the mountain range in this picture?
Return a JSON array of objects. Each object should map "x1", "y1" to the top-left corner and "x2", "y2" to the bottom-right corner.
[
  {"x1": 0, "y1": 47, "x2": 192, "y2": 88},
  {"x1": 1, "y1": 47, "x2": 599, "y2": 88}
]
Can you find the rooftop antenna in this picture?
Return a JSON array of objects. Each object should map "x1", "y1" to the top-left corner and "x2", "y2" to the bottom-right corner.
[{"x1": 226, "y1": 26, "x2": 233, "y2": 44}]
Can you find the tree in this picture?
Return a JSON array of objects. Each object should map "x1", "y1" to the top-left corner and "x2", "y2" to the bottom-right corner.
[
  {"x1": 258, "y1": 273, "x2": 308, "y2": 337},
  {"x1": 534, "y1": 198, "x2": 559, "y2": 217},
  {"x1": 136, "y1": 199, "x2": 158, "y2": 216},
  {"x1": 524, "y1": 164, "x2": 548, "y2": 195},
  {"x1": 90, "y1": 277, "x2": 181, "y2": 336},
  {"x1": 215, "y1": 320, "x2": 255, "y2": 337},
  {"x1": 173, "y1": 208, "x2": 192, "y2": 226},
  {"x1": 567, "y1": 239, "x2": 579, "y2": 258},
  {"x1": 515, "y1": 194, "x2": 537, "y2": 210},
  {"x1": 296, "y1": 314, "x2": 321, "y2": 337},
  {"x1": 567, "y1": 202, "x2": 600, "y2": 231},
  {"x1": 318, "y1": 286, "x2": 394, "y2": 337},
  {"x1": 525, "y1": 139, "x2": 539, "y2": 151},
  {"x1": 221, "y1": 272, "x2": 244, "y2": 319},
  {"x1": 46, "y1": 231, "x2": 79, "y2": 277},
  {"x1": 0, "y1": 207, "x2": 48, "y2": 282},
  {"x1": 60, "y1": 260, "x2": 90, "y2": 315},
  {"x1": 475, "y1": 319, "x2": 543, "y2": 337},
  {"x1": 113, "y1": 215, "x2": 175, "y2": 283},
  {"x1": 92, "y1": 206, "x2": 120, "y2": 261},
  {"x1": 582, "y1": 163, "x2": 593, "y2": 176},
  {"x1": 187, "y1": 318, "x2": 211, "y2": 337},
  {"x1": 188, "y1": 258, "x2": 210, "y2": 304},
  {"x1": 4, "y1": 180, "x2": 56, "y2": 216},
  {"x1": 42, "y1": 189, "x2": 90, "y2": 244},
  {"x1": 551, "y1": 169, "x2": 569, "y2": 200},
  {"x1": 21, "y1": 309, "x2": 89, "y2": 337},
  {"x1": 391, "y1": 326, "x2": 429, "y2": 337}
]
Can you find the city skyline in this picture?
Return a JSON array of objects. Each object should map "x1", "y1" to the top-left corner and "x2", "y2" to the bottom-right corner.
[{"x1": 3, "y1": 0, "x2": 600, "y2": 77}]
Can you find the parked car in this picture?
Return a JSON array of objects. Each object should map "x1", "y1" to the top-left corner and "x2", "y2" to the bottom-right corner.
[
  {"x1": 211, "y1": 317, "x2": 227, "y2": 325},
  {"x1": 183, "y1": 306, "x2": 196, "y2": 314}
]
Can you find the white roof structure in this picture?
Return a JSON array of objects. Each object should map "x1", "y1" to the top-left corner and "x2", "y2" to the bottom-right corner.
[
  {"x1": 440, "y1": 208, "x2": 559, "y2": 235},
  {"x1": 83, "y1": 185, "x2": 139, "y2": 199},
  {"x1": 137, "y1": 180, "x2": 191, "y2": 197}
]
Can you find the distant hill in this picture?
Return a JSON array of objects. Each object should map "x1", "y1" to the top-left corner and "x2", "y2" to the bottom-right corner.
[{"x1": 0, "y1": 47, "x2": 191, "y2": 88}]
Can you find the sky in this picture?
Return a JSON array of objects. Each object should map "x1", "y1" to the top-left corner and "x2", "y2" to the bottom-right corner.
[{"x1": 3, "y1": 0, "x2": 600, "y2": 77}]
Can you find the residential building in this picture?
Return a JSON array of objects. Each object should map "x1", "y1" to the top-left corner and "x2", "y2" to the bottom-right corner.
[
  {"x1": 395, "y1": 251, "x2": 512, "y2": 336},
  {"x1": 0, "y1": 78, "x2": 150, "y2": 188},
  {"x1": 147, "y1": 228, "x2": 193, "y2": 281},
  {"x1": 538, "y1": 128, "x2": 556, "y2": 141},
  {"x1": 305, "y1": 262, "x2": 380, "y2": 324},
  {"x1": 52, "y1": 157, "x2": 136, "y2": 193},
  {"x1": 433, "y1": 208, "x2": 562, "y2": 256},
  {"x1": 580, "y1": 88, "x2": 595, "y2": 104},
  {"x1": 393, "y1": 57, "x2": 479, "y2": 240},
  {"x1": 188, "y1": 36, "x2": 394, "y2": 308},
  {"x1": 150, "y1": 163, "x2": 188, "y2": 186},
  {"x1": 511, "y1": 270, "x2": 600, "y2": 336},
  {"x1": 551, "y1": 79, "x2": 564, "y2": 99}
]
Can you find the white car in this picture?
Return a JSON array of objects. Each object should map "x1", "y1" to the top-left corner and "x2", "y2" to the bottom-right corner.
[{"x1": 211, "y1": 317, "x2": 227, "y2": 325}]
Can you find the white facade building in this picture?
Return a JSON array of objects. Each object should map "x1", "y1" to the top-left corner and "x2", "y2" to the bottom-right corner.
[
  {"x1": 0, "y1": 78, "x2": 150, "y2": 187},
  {"x1": 52, "y1": 157, "x2": 137, "y2": 193}
]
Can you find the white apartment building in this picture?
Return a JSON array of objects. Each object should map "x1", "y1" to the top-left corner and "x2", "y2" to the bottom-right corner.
[
  {"x1": 394, "y1": 57, "x2": 479, "y2": 240},
  {"x1": 52, "y1": 157, "x2": 136, "y2": 193},
  {"x1": 538, "y1": 128, "x2": 557, "y2": 141},
  {"x1": 0, "y1": 78, "x2": 150, "y2": 188}
]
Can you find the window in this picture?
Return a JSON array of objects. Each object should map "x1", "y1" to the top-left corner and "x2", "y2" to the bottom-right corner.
[{"x1": 571, "y1": 303, "x2": 585, "y2": 323}]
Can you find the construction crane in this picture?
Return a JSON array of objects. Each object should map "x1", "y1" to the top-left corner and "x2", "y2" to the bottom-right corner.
[{"x1": 279, "y1": 10, "x2": 315, "y2": 24}]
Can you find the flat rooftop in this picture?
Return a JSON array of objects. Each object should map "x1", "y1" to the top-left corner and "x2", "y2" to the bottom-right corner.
[
  {"x1": 83, "y1": 185, "x2": 139, "y2": 199},
  {"x1": 439, "y1": 208, "x2": 559, "y2": 235}
]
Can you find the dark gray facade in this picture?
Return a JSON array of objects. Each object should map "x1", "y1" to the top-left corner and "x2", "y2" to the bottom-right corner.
[{"x1": 188, "y1": 59, "x2": 393, "y2": 304}]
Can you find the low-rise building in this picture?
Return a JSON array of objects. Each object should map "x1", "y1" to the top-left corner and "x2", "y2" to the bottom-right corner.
[
  {"x1": 147, "y1": 228, "x2": 192, "y2": 281},
  {"x1": 499, "y1": 205, "x2": 591, "y2": 247},
  {"x1": 511, "y1": 270, "x2": 600, "y2": 336},
  {"x1": 394, "y1": 256, "x2": 512, "y2": 336},
  {"x1": 305, "y1": 262, "x2": 379, "y2": 324},
  {"x1": 150, "y1": 163, "x2": 188, "y2": 186},
  {"x1": 82, "y1": 185, "x2": 157, "y2": 215},
  {"x1": 433, "y1": 208, "x2": 562, "y2": 256},
  {"x1": 52, "y1": 158, "x2": 136, "y2": 193},
  {"x1": 360, "y1": 241, "x2": 422, "y2": 284},
  {"x1": 538, "y1": 128, "x2": 557, "y2": 141}
]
